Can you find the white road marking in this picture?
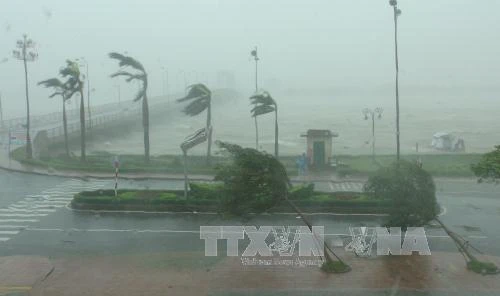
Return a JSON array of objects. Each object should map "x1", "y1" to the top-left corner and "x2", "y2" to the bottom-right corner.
[
  {"x1": 0, "y1": 230, "x2": 19, "y2": 235},
  {"x1": 0, "y1": 219, "x2": 39, "y2": 223},
  {"x1": 0, "y1": 213, "x2": 47, "y2": 217},
  {"x1": 0, "y1": 225, "x2": 28, "y2": 229},
  {"x1": 22, "y1": 227, "x2": 490, "y2": 240},
  {"x1": 0, "y1": 237, "x2": 10, "y2": 242},
  {"x1": 0, "y1": 208, "x2": 55, "y2": 213}
]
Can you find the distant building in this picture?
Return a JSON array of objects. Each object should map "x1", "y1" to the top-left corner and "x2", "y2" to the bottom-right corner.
[{"x1": 301, "y1": 129, "x2": 339, "y2": 167}]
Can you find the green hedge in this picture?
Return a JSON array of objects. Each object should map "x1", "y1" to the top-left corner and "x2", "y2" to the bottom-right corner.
[{"x1": 189, "y1": 182, "x2": 223, "y2": 200}]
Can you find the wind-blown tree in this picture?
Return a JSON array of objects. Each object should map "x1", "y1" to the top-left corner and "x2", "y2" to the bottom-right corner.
[
  {"x1": 177, "y1": 83, "x2": 212, "y2": 165},
  {"x1": 38, "y1": 78, "x2": 70, "y2": 157},
  {"x1": 215, "y1": 141, "x2": 348, "y2": 272},
  {"x1": 472, "y1": 145, "x2": 500, "y2": 184},
  {"x1": 109, "y1": 52, "x2": 150, "y2": 162},
  {"x1": 250, "y1": 91, "x2": 279, "y2": 157},
  {"x1": 59, "y1": 60, "x2": 86, "y2": 161}
]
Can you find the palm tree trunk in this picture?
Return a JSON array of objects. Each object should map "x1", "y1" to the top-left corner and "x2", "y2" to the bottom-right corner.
[
  {"x1": 254, "y1": 117, "x2": 259, "y2": 150},
  {"x1": 183, "y1": 149, "x2": 189, "y2": 199},
  {"x1": 79, "y1": 89, "x2": 86, "y2": 161},
  {"x1": 206, "y1": 98, "x2": 212, "y2": 165},
  {"x1": 62, "y1": 99, "x2": 69, "y2": 157},
  {"x1": 143, "y1": 93, "x2": 150, "y2": 163},
  {"x1": 393, "y1": 6, "x2": 401, "y2": 165},
  {"x1": 285, "y1": 196, "x2": 345, "y2": 265},
  {"x1": 23, "y1": 58, "x2": 32, "y2": 159},
  {"x1": 434, "y1": 218, "x2": 476, "y2": 262},
  {"x1": 274, "y1": 107, "x2": 279, "y2": 158}
]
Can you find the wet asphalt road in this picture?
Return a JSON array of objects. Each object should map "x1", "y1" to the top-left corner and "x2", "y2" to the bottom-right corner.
[{"x1": 0, "y1": 171, "x2": 498, "y2": 259}]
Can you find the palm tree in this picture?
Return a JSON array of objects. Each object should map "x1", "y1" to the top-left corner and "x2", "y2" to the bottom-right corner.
[
  {"x1": 38, "y1": 78, "x2": 70, "y2": 157},
  {"x1": 250, "y1": 91, "x2": 279, "y2": 158},
  {"x1": 109, "y1": 52, "x2": 150, "y2": 162},
  {"x1": 177, "y1": 84, "x2": 212, "y2": 165},
  {"x1": 389, "y1": 0, "x2": 402, "y2": 164},
  {"x1": 59, "y1": 60, "x2": 86, "y2": 161}
]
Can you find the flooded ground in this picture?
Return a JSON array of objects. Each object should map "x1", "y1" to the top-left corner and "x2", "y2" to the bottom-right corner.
[{"x1": 86, "y1": 87, "x2": 500, "y2": 156}]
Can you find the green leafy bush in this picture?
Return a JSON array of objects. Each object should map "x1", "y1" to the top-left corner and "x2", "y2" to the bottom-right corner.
[
  {"x1": 288, "y1": 183, "x2": 315, "y2": 200},
  {"x1": 472, "y1": 145, "x2": 500, "y2": 183},
  {"x1": 189, "y1": 182, "x2": 223, "y2": 200},
  {"x1": 321, "y1": 260, "x2": 350, "y2": 273},
  {"x1": 215, "y1": 142, "x2": 290, "y2": 216},
  {"x1": 364, "y1": 160, "x2": 438, "y2": 228},
  {"x1": 467, "y1": 260, "x2": 499, "y2": 274}
]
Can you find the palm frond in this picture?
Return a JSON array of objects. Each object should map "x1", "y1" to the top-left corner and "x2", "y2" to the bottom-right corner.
[
  {"x1": 59, "y1": 60, "x2": 80, "y2": 78},
  {"x1": 38, "y1": 78, "x2": 64, "y2": 88},
  {"x1": 177, "y1": 83, "x2": 211, "y2": 103},
  {"x1": 109, "y1": 52, "x2": 145, "y2": 73},
  {"x1": 251, "y1": 104, "x2": 275, "y2": 117},
  {"x1": 110, "y1": 70, "x2": 134, "y2": 79},
  {"x1": 249, "y1": 91, "x2": 275, "y2": 106},
  {"x1": 182, "y1": 97, "x2": 209, "y2": 116}
]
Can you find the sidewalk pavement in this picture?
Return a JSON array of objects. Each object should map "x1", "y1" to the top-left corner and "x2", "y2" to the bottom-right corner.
[
  {"x1": 0, "y1": 256, "x2": 53, "y2": 296},
  {"x1": 20, "y1": 251, "x2": 500, "y2": 296}
]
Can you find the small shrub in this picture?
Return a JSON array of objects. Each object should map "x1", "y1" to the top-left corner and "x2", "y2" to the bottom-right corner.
[
  {"x1": 288, "y1": 183, "x2": 315, "y2": 200},
  {"x1": 467, "y1": 260, "x2": 499, "y2": 274},
  {"x1": 321, "y1": 260, "x2": 350, "y2": 273},
  {"x1": 189, "y1": 182, "x2": 223, "y2": 200}
]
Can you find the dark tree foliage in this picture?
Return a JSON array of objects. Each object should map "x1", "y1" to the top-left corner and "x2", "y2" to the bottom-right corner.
[
  {"x1": 471, "y1": 145, "x2": 500, "y2": 183},
  {"x1": 364, "y1": 160, "x2": 438, "y2": 228},
  {"x1": 214, "y1": 141, "x2": 290, "y2": 216}
]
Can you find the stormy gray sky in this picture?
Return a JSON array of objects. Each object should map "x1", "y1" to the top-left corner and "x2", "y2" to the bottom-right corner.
[{"x1": 1, "y1": 0, "x2": 499, "y2": 118}]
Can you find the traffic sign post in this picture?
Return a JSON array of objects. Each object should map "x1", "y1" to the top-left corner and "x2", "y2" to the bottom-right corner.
[
  {"x1": 181, "y1": 127, "x2": 210, "y2": 199},
  {"x1": 113, "y1": 156, "x2": 120, "y2": 197}
]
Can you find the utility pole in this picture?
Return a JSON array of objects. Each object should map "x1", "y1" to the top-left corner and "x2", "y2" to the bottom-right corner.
[
  {"x1": 12, "y1": 34, "x2": 38, "y2": 159},
  {"x1": 363, "y1": 108, "x2": 383, "y2": 162},
  {"x1": 389, "y1": 0, "x2": 402, "y2": 165},
  {"x1": 251, "y1": 46, "x2": 260, "y2": 150}
]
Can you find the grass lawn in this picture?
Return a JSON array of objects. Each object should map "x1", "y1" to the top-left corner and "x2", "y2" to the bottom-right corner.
[
  {"x1": 11, "y1": 147, "x2": 301, "y2": 176},
  {"x1": 337, "y1": 153, "x2": 482, "y2": 177},
  {"x1": 12, "y1": 145, "x2": 483, "y2": 178}
]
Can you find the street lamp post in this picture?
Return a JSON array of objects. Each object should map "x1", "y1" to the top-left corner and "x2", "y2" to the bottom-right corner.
[
  {"x1": 114, "y1": 84, "x2": 121, "y2": 107},
  {"x1": 161, "y1": 66, "x2": 169, "y2": 102},
  {"x1": 389, "y1": 0, "x2": 402, "y2": 164},
  {"x1": 363, "y1": 108, "x2": 383, "y2": 162},
  {"x1": 251, "y1": 46, "x2": 260, "y2": 150},
  {"x1": 12, "y1": 34, "x2": 38, "y2": 159}
]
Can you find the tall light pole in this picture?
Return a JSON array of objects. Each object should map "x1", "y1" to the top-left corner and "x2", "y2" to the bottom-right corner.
[
  {"x1": 114, "y1": 84, "x2": 121, "y2": 106},
  {"x1": 76, "y1": 57, "x2": 91, "y2": 130},
  {"x1": 0, "y1": 58, "x2": 7, "y2": 129},
  {"x1": 389, "y1": 0, "x2": 402, "y2": 165},
  {"x1": 161, "y1": 66, "x2": 169, "y2": 102},
  {"x1": 13, "y1": 34, "x2": 38, "y2": 159},
  {"x1": 251, "y1": 47, "x2": 259, "y2": 150},
  {"x1": 363, "y1": 108, "x2": 383, "y2": 162}
]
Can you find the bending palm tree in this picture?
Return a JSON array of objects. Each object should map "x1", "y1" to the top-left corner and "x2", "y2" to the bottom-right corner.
[
  {"x1": 177, "y1": 84, "x2": 212, "y2": 165},
  {"x1": 60, "y1": 60, "x2": 86, "y2": 161},
  {"x1": 38, "y1": 78, "x2": 70, "y2": 157},
  {"x1": 250, "y1": 91, "x2": 279, "y2": 157},
  {"x1": 109, "y1": 52, "x2": 150, "y2": 162}
]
